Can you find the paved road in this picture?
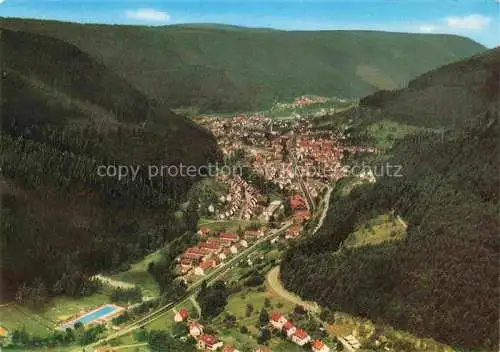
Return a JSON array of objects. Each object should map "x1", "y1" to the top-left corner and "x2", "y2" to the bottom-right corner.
[
  {"x1": 89, "y1": 221, "x2": 293, "y2": 349},
  {"x1": 266, "y1": 266, "x2": 320, "y2": 314},
  {"x1": 267, "y1": 266, "x2": 358, "y2": 351}
]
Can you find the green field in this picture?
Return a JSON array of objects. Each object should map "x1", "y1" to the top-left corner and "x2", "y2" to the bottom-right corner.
[
  {"x1": 41, "y1": 293, "x2": 110, "y2": 324},
  {"x1": 0, "y1": 304, "x2": 54, "y2": 337},
  {"x1": 0, "y1": 293, "x2": 111, "y2": 337},
  {"x1": 215, "y1": 285, "x2": 328, "y2": 352},
  {"x1": 110, "y1": 250, "x2": 164, "y2": 298},
  {"x1": 110, "y1": 299, "x2": 196, "y2": 348},
  {"x1": 344, "y1": 213, "x2": 406, "y2": 248},
  {"x1": 145, "y1": 300, "x2": 196, "y2": 332}
]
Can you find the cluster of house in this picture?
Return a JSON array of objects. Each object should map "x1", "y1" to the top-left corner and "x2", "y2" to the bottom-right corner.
[
  {"x1": 215, "y1": 174, "x2": 263, "y2": 221},
  {"x1": 294, "y1": 136, "x2": 345, "y2": 181},
  {"x1": 177, "y1": 227, "x2": 265, "y2": 278},
  {"x1": 269, "y1": 311, "x2": 330, "y2": 352},
  {"x1": 174, "y1": 310, "x2": 225, "y2": 351},
  {"x1": 285, "y1": 194, "x2": 310, "y2": 240},
  {"x1": 293, "y1": 95, "x2": 327, "y2": 107}
]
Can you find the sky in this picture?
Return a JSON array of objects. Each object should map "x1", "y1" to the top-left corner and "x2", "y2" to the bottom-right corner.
[{"x1": 0, "y1": 0, "x2": 498, "y2": 47}]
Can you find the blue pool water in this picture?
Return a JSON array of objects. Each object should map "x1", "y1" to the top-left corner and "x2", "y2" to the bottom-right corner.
[{"x1": 62, "y1": 305, "x2": 120, "y2": 329}]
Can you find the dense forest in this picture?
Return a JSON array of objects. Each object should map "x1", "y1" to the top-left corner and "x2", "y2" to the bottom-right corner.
[
  {"x1": 0, "y1": 29, "x2": 221, "y2": 302},
  {"x1": 0, "y1": 18, "x2": 486, "y2": 112},
  {"x1": 281, "y1": 49, "x2": 500, "y2": 350}
]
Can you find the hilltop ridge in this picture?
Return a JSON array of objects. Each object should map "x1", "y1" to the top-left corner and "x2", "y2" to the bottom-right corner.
[{"x1": 0, "y1": 17, "x2": 487, "y2": 112}]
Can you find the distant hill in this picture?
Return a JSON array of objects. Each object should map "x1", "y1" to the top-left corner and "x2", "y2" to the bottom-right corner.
[
  {"x1": 0, "y1": 29, "x2": 220, "y2": 299},
  {"x1": 281, "y1": 50, "x2": 499, "y2": 350},
  {"x1": 0, "y1": 18, "x2": 487, "y2": 112},
  {"x1": 358, "y1": 47, "x2": 500, "y2": 129},
  {"x1": 318, "y1": 48, "x2": 499, "y2": 150}
]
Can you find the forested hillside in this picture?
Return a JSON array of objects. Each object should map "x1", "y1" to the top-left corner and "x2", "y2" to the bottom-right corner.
[
  {"x1": 0, "y1": 29, "x2": 220, "y2": 302},
  {"x1": 344, "y1": 48, "x2": 500, "y2": 130},
  {"x1": 281, "y1": 49, "x2": 500, "y2": 350},
  {"x1": 0, "y1": 18, "x2": 486, "y2": 112}
]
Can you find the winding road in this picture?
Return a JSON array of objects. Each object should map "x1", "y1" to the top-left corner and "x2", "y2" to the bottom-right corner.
[
  {"x1": 267, "y1": 266, "x2": 357, "y2": 351},
  {"x1": 89, "y1": 220, "x2": 293, "y2": 349},
  {"x1": 266, "y1": 266, "x2": 320, "y2": 313}
]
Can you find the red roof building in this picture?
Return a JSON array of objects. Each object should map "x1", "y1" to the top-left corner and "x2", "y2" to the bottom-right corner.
[
  {"x1": 174, "y1": 308, "x2": 189, "y2": 322},
  {"x1": 189, "y1": 321, "x2": 203, "y2": 338},
  {"x1": 182, "y1": 252, "x2": 204, "y2": 261},
  {"x1": 289, "y1": 195, "x2": 307, "y2": 211},
  {"x1": 293, "y1": 210, "x2": 310, "y2": 222},
  {"x1": 219, "y1": 233, "x2": 239, "y2": 243},
  {"x1": 269, "y1": 311, "x2": 287, "y2": 329},
  {"x1": 311, "y1": 339, "x2": 330, "y2": 352},
  {"x1": 200, "y1": 242, "x2": 221, "y2": 250},
  {"x1": 200, "y1": 260, "x2": 217, "y2": 269},
  {"x1": 207, "y1": 237, "x2": 225, "y2": 246},
  {"x1": 283, "y1": 320, "x2": 296, "y2": 337},
  {"x1": 198, "y1": 334, "x2": 223, "y2": 350},
  {"x1": 270, "y1": 311, "x2": 282, "y2": 322},
  {"x1": 292, "y1": 329, "x2": 311, "y2": 346},
  {"x1": 286, "y1": 225, "x2": 301, "y2": 239}
]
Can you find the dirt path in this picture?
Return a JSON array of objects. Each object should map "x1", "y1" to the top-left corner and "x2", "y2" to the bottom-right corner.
[
  {"x1": 94, "y1": 274, "x2": 135, "y2": 289},
  {"x1": 266, "y1": 266, "x2": 320, "y2": 314},
  {"x1": 396, "y1": 215, "x2": 408, "y2": 229},
  {"x1": 189, "y1": 295, "x2": 202, "y2": 319}
]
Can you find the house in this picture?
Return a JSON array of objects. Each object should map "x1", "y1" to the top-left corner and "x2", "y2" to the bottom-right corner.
[
  {"x1": 289, "y1": 195, "x2": 307, "y2": 211},
  {"x1": 194, "y1": 260, "x2": 217, "y2": 276},
  {"x1": 182, "y1": 252, "x2": 204, "y2": 261},
  {"x1": 285, "y1": 225, "x2": 301, "y2": 239},
  {"x1": 269, "y1": 311, "x2": 287, "y2": 330},
  {"x1": 283, "y1": 320, "x2": 296, "y2": 337},
  {"x1": 198, "y1": 227, "x2": 211, "y2": 236},
  {"x1": 219, "y1": 233, "x2": 239, "y2": 244},
  {"x1": 218, "y1": 252, "x2": 227, "y2": 261},
  {"x1": 291, "y1": 329, "x2": 311, "y2": 346},
  {"x1": 230, "y1": 245, "x2": 238, "y2": 254},
  {"x1": 180, "y1": 259, "x2": 193, "y2": 274},
  {"x1": 293, "y1": 210, "x2": 310, "y2": 222},
  {"x1": 245, "y1": 230, "x2": 264, "y2": 239},
  {"x1": 223, "y1": 345, "x2": 240, "y2": 352},
  {"x1": 200, "y1": 242, "x2": 223, "y2": 253},
  {"x1": 174, "y1": 308, "x2": 189, "y2": 322},
  {"x1": 197, "y1": 334, "x2": 223, "y2": 351},
  {"x1": 189, "y1": 321, "x2": 203, "y2": 337},
  {"x1": 239, "y1": 239, "x2": 248, "y2": 247},
  {"x1": 207, "y1": 237, "x2": 225, "y2": 246},
  {"x1": 311, "y1": 339, "x2": 330, "y2": 352}
]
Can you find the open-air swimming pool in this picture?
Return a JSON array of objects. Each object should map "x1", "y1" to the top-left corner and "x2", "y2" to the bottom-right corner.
[{"x1": 60, "y1": 304, "x2": 123, "y2": 330}]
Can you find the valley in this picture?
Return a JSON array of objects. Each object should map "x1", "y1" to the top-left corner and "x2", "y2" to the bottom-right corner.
[{"x1": 0, "y1": 12, "x2": 498, "y2": 352}]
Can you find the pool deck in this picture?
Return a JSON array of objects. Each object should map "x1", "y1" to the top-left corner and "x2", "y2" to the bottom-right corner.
[{"x1": 59, "y1": 304, "x2": 125, "y2": 330}]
